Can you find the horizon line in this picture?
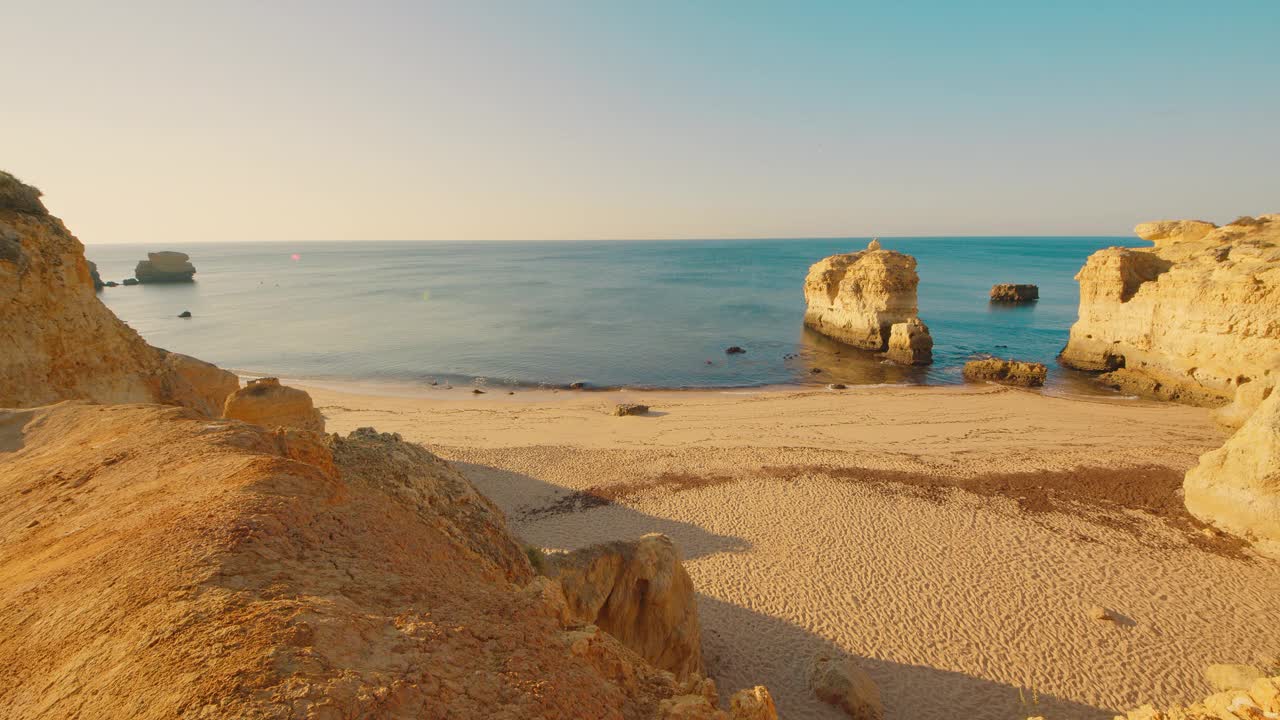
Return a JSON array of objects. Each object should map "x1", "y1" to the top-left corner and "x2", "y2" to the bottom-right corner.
[{"x1": 82, "y1": 233, "x2": 1138, "y2": 246}]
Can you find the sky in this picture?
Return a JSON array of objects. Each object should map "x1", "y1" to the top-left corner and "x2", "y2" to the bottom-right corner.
[{"x1": 6, "y1": 1, "x2": 1279, "y2": 243}]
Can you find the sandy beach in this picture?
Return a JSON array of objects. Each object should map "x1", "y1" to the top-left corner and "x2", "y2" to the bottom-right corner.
[{"x1": 302, "y1": 382, "x2": 1280, "y2": 720}]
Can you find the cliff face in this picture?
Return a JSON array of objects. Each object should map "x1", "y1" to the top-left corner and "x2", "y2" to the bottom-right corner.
[
  {"x1": 1184, "y1": 388, "x2": 1280, "y2": 557},
  {"x1": 803, "y1": 241, "x2": 932, "y2": 361},
  {"x1": 0, "y1": 171, "x2": 237, "y2": 415},
  {"x1": 1060, "y1": 215, "x2": 1280, "y2": 421},
  {"x1": 0, "y1": 404, "x2": 770, "y2": 719}
]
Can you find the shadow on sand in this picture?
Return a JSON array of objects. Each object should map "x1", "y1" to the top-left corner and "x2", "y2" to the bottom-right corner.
[
  {"x1": 452, "y1": 459, "x2": 1112, "y2": 720},
  {"x1": 452, "y1": 461, "x2": 751, "y2": 560},
  {"x1": 699, "y1": 594, "x2": 1112, "y2": 720}
]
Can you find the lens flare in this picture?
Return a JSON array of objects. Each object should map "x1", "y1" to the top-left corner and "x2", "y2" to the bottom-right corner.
[{"x1": 290, "y1": 253, "x2": 301, "y2": 261}]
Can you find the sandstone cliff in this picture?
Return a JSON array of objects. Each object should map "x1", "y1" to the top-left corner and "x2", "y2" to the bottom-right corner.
[
  {"x1": 0, "y1": 403, "x2": 772, "y2": 719},
  {"x1": 1060, "y1": 215, "x2": 1279, "y2": 421},
  {"x1": 1184, "y1": 388, "x2": 1280, "y2": 558},
  {"x1": 803, "y1": 240, "x2": 933, "y2": 363},
  {"x1": 0, "y1": 171, "x2": 238, "y2": 415},
  {"x1": 223, "y1": 377, "x2": 326, "y2": 432}
]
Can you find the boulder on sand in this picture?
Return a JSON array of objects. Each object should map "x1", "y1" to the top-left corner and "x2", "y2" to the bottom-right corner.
[
  {"x1": 989, "y1": 283, "x2": 1038, "y2": 303},
  {"x1": 135, "y1": 251, "x2": 196, "y2": 283},
  {"x1": 546, "y1": 533, "x2": 703, "y2": 680},
  {"x1": 613, "y1": 403, "x2": 650, "y2": 416},
  {"x1": 1183, "y1": 388, "x2": 1280, "y2": 557},
  {"x1": 809, "y1": 650, "x2": 883, "y2": 720},
  {"x1": 804, "y1": 239, "x2": 932, "y2": 365},
  {"x1": 962, "y1": 358, "x2": 1047, "y2": 387},
  {"x1": 222, "y1": 377, "x2": 325, "y2": 432}
]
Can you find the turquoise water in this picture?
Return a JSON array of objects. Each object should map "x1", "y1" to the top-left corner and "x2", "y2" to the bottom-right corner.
[{"x1": 86, "y1": 237, "x2": 1140, "y2": 392}]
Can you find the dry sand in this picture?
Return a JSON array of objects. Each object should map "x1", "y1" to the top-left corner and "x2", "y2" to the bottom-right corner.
[{"x1": 303, "y1": 382, "x2": 1280, "y2": 720}]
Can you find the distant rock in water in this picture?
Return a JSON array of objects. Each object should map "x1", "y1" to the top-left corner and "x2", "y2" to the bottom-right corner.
[
  {"x1": 962, "y1": 358, "x2": 1047, "y2": 387},
  {"x1": 88, "y1": 261, "x2": 104, "y2": 291},
  {"x1": 725, "y1": 346, "x2": 746, "y2": 354},
  {"x1": 804, "y1": 239, "x2": 933, "y2": 365},
  {"x1": 135, "y1": 251, "x2": 196, "y2": 283},
  {"x1": 989, "y1": 283, "x2": 1038, "y2": 303},
  {"x1": 177, "y1": 310, "x2": 191, "y2": 318},
  {"x1": 122, "y1": 277, "x2": 139, "y2": 286}
]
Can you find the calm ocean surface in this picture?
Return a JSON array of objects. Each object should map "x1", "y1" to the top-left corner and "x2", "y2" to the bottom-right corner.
[{"x1": 86, "y1": 237, "x2": 1141, "y2": 393}]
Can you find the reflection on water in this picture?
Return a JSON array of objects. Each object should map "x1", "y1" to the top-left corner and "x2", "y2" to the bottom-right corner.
[{"x1": 788, "y1": 327, "x2": 928, "y2": 385}]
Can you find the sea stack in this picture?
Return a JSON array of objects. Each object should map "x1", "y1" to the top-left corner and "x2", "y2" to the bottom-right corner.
[
  {"x1": 803, "y1": 239, "x2": 933, "y2": 365},
  {"x1": 135, "y1": 251, "x2": 196, "y2": 283},
  {"x1": 1059, "y1": 214, "x2": 1279, "y2": 421},
  {"x1": 989, "y1": 283, "x2": 1038, "y2": 303}
]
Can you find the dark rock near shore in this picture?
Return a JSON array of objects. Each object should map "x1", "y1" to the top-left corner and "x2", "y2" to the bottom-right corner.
[
  {"x1": 135, "y1": 251, "x2": 196, "y2": 283},
  {"x1": 569, "y1": 381, "x2": 587, "y2": 390},
  {"x1": 989, "y1": 283, "x2": 1039, "y2": 303},
  {"x1": 725, "y1": 346, "x2": 746, "y2": 354},
  {"x1": 88, "y1": 261, "x2": 104, "y2": 291},
  {"x1": 122, "y1": 278, "x2": 139, "y2": 286}
]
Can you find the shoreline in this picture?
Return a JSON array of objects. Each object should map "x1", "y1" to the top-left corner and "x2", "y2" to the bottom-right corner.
[{"x1": 276, "y1": 368, "x2": 1141, "y2": 406}]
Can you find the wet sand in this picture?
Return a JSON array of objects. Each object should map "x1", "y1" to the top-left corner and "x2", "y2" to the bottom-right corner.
[{"x1": 302, "y1": 382, "x2": 1280, "y2": 720}]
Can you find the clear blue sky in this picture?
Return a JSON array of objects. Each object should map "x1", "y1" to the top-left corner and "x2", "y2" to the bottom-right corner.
[{"x1": 7, "y1": 1, "x2": 1279, "y2": 242}]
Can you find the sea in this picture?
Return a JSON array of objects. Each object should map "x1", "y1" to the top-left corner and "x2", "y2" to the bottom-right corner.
[{"x1": 85, "y1": 237, "x2": 1143, "y2": 395}]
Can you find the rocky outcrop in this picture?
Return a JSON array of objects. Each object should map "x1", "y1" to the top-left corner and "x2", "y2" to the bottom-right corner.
[
  {"x1": 809, "y1": 650, "x2": 883, "y2": 720},
  {"x1": 1060, "y1": 215, "x2": 1279, "y2": 420},
  {"x1": 1111, "y1": 672, "x2": 1279, "y2": 719},
  {"x1": 548, "y1": 533, "x2": 703, "y2": 680},
  {"x1": 87, "y1": 260, "x2": 104, "y2": 290},
  {"x1": 0, "y1": 403, "x2": 772, "y2": 719},
  {"x1": 614, "y1": 403, "x2": 650, "y2": 416},
  {"x1": 885, "y1": 318, "x2": 933, "y2": 365},
  {"x1": 963, "y1": 358, "x2": 1048, "y2": 387},
  {"x1": 989, "y1": 283, "x2": 1039, "y2": 303},
  {"x1": 0, "y1": 171, "x2": 238, "y2": 414},
  {"x1": 135, "y1": 250, "x2": 196, "y2": 283},
  {"x1": 1183, "y1": 388, "x2": 1280, "y2": 557},
  {"x1": 804, "y1": 240, "x2": 933, "y2": 364},
  {"x1": 223, "y1": 377, "x2": 325, "y2": 432}
]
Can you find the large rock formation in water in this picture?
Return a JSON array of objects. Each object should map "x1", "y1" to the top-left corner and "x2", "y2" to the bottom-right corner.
[
  {"x1": 135, "y1": 250, "x2": 196, "y2": 282},
  {"x1": 1184, "y1": 388, "x2": 1280, "y2": 558},
  {"x1": 803, "y1": 240, "x2": 933, "y2": 364},
  {"x1": 1060, "y1": 215, "x2": 1279, "y2": 422},
  {"x1": 0, "y1": 405, "x2": 774, "y2": 719},
  {"x1": 548, "y1": 533, "x2": 704, "y2": 680},
  {"x1": 0, "y1": 171, "x2": 237, "y2": 415},
  {"x1": 223, "y1": 377, "x2": 326, "y2": 432}
]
